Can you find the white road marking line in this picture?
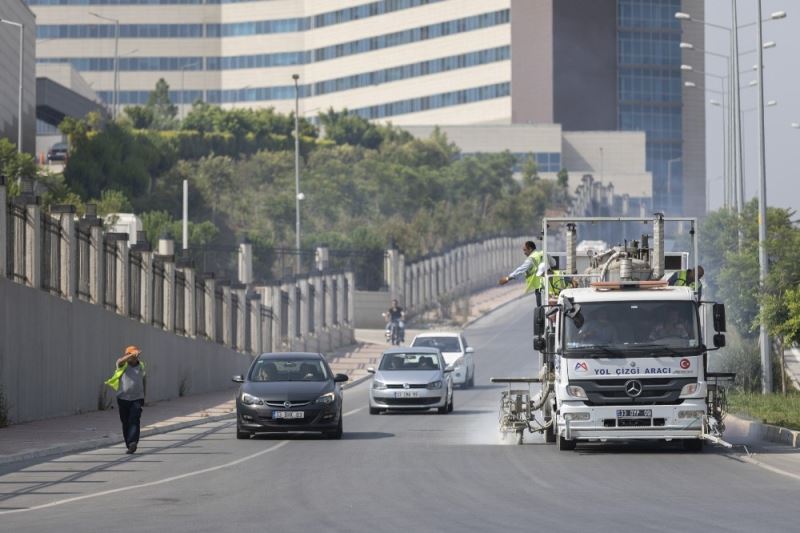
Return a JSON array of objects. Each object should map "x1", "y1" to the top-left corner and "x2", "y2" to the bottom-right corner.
[
  {"x1": 343, "y1": 407, "x2": 365, "y2": 417},
  {"x1": 0, "y1": 402, "x2": 369, "y2": 515},
  {"x1": 735, "y1": 454, "x2": 800, "y2": 483},
  {"x1": 0, "y1": 440, "x2": 289, "y2": 515}
]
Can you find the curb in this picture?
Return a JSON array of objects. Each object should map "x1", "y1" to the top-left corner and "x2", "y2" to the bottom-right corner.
[
  {"x1": 0, "y1": 412, "x2": 235, "y2": 467},
  {"x1": 725, "y1": 413, "x2": 800, "y2": 448}
]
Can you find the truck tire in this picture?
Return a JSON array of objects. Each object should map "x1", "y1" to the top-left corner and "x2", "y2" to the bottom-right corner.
[
  {"x1": 682, "y1": 439, "x2": 704, "y2": 452},
  {"x1": 558, "y1": 435, "x2": 576, "y2": 451}
]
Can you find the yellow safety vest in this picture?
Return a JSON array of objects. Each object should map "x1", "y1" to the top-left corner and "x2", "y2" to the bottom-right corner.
[
  {"x1": 548, "y1": 270, "x2": 568, "y2": 298},
  {"x1": 674, "y1": 270, "x2": 699, "y2": 290},
  {"x1": 525, "y1": 251, "x2": 544, "y2": 293},
  {"x1": 105, "y1": 361, "x2": 146, "y2": 391}
]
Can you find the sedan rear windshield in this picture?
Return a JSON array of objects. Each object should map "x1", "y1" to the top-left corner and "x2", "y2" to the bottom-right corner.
[
  {"x1": 412, "y1": 337, "x2": 461, "y2": 352},
  {"x1": 380, "y1": 353, "x2": 441, "y2": 371},
  {"x1": 249, "y1": 359, "x2": 329, "y2": 382}
]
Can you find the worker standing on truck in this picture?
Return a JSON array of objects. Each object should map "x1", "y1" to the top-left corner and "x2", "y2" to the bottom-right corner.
[
  {"x1": 499, "y1": 241, "x2": 547, "y2": 306},
  {"x1": 668, "y1": 265, "x2": 704, "y2": 299},
  {"x1": 538, "y1": 263, "x2": 568, "y2": 301}
]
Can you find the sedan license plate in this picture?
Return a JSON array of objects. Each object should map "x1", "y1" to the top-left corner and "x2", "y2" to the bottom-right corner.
[
  {"x1": 273, "y1": 411, "x2": 304, "y2": 420},
  {"x1": 395, "y1": 391, "x2": 419, "y2": 398},
  {"x1": 616, "y1": 409, "x2": 652, "y2": 418}
]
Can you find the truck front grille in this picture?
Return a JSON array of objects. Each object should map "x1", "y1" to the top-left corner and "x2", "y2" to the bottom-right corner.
[{"x1": 572, "y1": 378, "x2": 695, "y2": 406}]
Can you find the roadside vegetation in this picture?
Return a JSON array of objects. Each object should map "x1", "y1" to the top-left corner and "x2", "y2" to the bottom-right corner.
[
  {"x1": 727, "y1": 391, "x2": 800, "y2": 431},
  {"x1": 6, "y1": 79, "x2": 571, "y2": 282},
  {"x1": 702, "y1": 202, "x2": 800, "y2": 404}
]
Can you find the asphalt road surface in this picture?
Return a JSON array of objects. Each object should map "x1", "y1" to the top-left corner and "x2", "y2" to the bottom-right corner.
[{"x1": 1, "y1": 298, "x2": 799, "y2": 532}]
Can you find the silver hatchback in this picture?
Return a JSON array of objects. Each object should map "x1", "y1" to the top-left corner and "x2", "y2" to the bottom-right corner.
[{"x1": 368, "y1": 347, "x2": 454, "y2": 414}]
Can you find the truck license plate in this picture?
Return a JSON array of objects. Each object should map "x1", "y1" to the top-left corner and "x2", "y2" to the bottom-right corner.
[
  {"x1": 395, "y1": 391, "x2": 418, "y2": 398},
  {"x1": 616, "y1": 409, "x2": 652, "y2": 418},
  {"x1": 273, "y1": 411, "x2": 304, "y2": 419}
]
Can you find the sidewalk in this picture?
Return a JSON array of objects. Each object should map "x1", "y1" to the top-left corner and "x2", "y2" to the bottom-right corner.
[{"x1": 0, "y1": 284, "x2": 525, "y2": 466}]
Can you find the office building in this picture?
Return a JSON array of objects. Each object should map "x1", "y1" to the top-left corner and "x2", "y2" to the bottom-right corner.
[
  {"x1": 1, "y1": 0, "x2": 36, "y2": 154},
  {"x1": 28, "y1": 0, "x2": 704, "y2": 215}
]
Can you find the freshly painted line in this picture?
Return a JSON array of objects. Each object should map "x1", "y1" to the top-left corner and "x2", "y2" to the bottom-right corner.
[
  {"x1": 0, "y1": 396, "x2": 370, "y2": 515},
  {"x1": 0, "y1": 440, "x2": 290, "y2": 516},
  {"x1": 734, "y1": 454, "x2": 800, "y2": 483}
]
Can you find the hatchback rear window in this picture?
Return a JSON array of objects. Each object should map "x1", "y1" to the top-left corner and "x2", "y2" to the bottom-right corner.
[{"x1": 412, "y1": 337, "x2": 461, "y2": 352}]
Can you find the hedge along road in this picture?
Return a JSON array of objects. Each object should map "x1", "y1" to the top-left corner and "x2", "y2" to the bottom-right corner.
[{"x1": 0, "y1": 297, "x2": 798, "y2": 532}]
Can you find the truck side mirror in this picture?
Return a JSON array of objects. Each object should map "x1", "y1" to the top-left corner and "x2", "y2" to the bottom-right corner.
[
  {"x1": 713, "y1": 333, "x2": 726, "y2": 348},
  {"x1": 533, "y1": 306, "x2": 545, "y2": 337},
  {"x1": 713, "y1": 303, "x2": 727, "y2": 332}
]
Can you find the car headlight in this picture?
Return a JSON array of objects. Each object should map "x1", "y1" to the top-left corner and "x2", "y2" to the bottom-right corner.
[
  {"x1": 372, "y1": 380, "x2": 387, "y2": 390},
  {"x1": 241, "y1": 392, "x2": 263, "y2": 406},
  {"x1": 452, "y1": 356, "x2": 465, "y2": 368},
  {"x1": 566, "y1": 386, "x2": 587, "y2": 399},
  {"x1": 315, "y1": 392, "x2": 336, "y2": 405},
  {"x1": 427, "y1": 380, "x2": 443, "y2": 390}
]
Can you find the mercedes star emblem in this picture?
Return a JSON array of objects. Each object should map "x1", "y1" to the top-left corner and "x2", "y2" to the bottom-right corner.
[{"x1": 624, "y1": 380, "x2": 643, "y2": 398}]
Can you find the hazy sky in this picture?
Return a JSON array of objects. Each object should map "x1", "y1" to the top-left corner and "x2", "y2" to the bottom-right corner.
[{"x1": 702, "y1": 0, "x2": 799, "y2": 212}]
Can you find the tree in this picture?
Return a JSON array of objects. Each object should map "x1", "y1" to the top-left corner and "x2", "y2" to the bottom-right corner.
[
  {"x1": 557, "y1": 168, "x2": 569, "y2": 188},
  {"x1": 319, "y1": 108, "x2": 383, "y2": 149},
  {"x1": 146, "y1": 79, "x2": 178, "y2": 130},
  {"x1": 0, "y1": 138, "x2": 37, "y2": 184}
]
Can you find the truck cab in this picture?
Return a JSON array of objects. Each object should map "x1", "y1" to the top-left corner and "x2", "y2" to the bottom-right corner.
[{"x1": 548, "y1": 284, "x2": 709, "y2": 450}]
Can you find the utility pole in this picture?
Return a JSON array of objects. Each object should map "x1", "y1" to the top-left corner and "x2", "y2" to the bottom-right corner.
[
  {"x1": 293, "y1": 74, "x2": 301, "y2": 275},
  {"x1": 755, "y1": 0, "x2": 771, "y2": 393}
]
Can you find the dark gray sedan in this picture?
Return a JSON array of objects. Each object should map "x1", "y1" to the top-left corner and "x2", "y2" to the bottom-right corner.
[{"x1": 233, "y1": 353, "x2": 348, "y2": 439}]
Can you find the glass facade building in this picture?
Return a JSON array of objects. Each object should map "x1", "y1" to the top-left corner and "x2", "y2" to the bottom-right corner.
[{"x1": 617, "y1": 0, "x2": 684, "y2": 214}]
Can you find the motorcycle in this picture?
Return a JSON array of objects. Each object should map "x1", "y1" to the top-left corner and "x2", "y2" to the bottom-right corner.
[{"x1": 382, "y1": 313, "x2": 404, "y2": 346}]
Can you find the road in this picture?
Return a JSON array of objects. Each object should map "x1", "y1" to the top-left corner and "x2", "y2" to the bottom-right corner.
[{"x1": 1, "y1": 298, "x2": 799, "y2": 532}]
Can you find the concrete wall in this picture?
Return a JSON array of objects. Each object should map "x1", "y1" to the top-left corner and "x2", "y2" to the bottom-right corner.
[
  {"x1": 353, "y1": 290, "x2": 392, "y2": 329},
  {"x1": 0, "y1": 276, "x2": 253, "y2": 424}
]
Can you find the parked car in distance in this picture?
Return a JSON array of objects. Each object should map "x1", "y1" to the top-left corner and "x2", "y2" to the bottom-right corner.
[
  {"x1": 233, "y1": 352, "x2": 348, "y2": 439},
  {"x1": 368, "y1": 347, "x2": 454, "y2": 415},
  {"x1": 47, "y1": 142, "x2": 68, "y2": 162},
  {"x1": 411, "y1": 331, "x2": 475, "y2": 388}
]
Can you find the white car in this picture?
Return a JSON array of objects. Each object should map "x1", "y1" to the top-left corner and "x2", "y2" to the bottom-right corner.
[
  {"x1": 410, "y1": 332, "x2": 475, "y2": 388},
  {"x1": 368, "y1": 348, "x2": 454, "y2": 414}
]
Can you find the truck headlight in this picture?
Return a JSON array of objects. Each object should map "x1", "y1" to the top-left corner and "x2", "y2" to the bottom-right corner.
[
  {"x1": 678, "y1": 410, "x2": 705, "y2": 419},
  {"x1": 679, "y1": 383, "x2": 705, "y2": 397},
  {"x1": 372, "y1": 380, "x2": 387, "y2": 390},
  {"x1": 564, "y1": 412, "x2": 590, "y2": 421},
  {"x1": 566, "y1": 386, "x2": 587, "y2": 399},
  {"x1": 241, "y1": 393, "x2": 263, "y2": 406}
]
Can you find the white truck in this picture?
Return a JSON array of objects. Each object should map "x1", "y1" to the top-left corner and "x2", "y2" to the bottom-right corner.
[{"x1": 492, "y1": 216, "x2": 732, "y2": 451}]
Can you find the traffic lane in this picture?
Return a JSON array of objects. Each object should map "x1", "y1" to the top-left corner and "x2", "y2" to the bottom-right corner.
[
  {"x1": 2, "y1": 297, "x2": 800, "y2": 532},
  {"x1": 4, "y1": 386, "x2": 796, "y2": 533}
]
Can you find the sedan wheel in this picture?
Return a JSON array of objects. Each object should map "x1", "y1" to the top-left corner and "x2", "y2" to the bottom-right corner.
[
  {"x1": 369, "y1": 407, "x2": 381, "y2": 415},
  {"x1": 326, "y1": 416, "x2": 343, "y2": 439},
  {"x1": 236, "y1": 424, "x2": 251, "y2": 440}
]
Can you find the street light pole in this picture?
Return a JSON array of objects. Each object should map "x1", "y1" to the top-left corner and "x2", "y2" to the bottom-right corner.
[
  {"x1": 90, "y1": 12, "x2": 119, "y2": 119},
  {"x1": 1, "y1": 19, "x2": 24, "y2": 153},
  {"x1": 667, "y1": 158, "x2": 681, "y2": 211},
  {"x1": 755, "y1": 0, "x2": 771, "y2": 393},
  {"x1": 292, "y1": 74, "x2": 301, "y2": 275}
]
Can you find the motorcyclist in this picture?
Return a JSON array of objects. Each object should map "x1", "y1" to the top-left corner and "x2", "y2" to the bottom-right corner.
[{"x1": 384, "y1": 299, "x2": 405, "y2": 344}]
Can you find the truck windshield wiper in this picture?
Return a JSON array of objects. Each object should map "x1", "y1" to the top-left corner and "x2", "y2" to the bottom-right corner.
[
  {"x1": 627, "y1": 343, "x2": 693, "y2": 356},
  {"x1": 572, "y1": 344, "x2": 624, "y2": 357}
]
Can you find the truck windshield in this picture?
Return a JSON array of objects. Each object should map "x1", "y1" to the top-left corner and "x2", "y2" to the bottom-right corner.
[{"x1": 564, "y1": 301, "x2": 699, "y2": 353}]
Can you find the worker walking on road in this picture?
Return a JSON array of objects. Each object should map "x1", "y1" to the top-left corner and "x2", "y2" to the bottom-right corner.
[
  {"x1": 105, "y1": 345, "x2": 147, "y2": 454},
  {"x1": 499, "y1": 240, "x2": 550, "y2": 306}
]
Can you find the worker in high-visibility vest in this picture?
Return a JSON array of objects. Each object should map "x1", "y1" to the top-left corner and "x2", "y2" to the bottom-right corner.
[
  {"x1": 668, "y1": 265, "x2": 704, "y2": 299},
  {"x1": 499, "y1": 240, "x2": 552, "y2": 306},
  {"x1": 105, "y1": 345, "x2": 147, "y2": 454}
]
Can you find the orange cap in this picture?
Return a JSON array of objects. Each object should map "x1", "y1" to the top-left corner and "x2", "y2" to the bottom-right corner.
[{"x1": 124, "y1": 345, "x2": 141, "y2": 356}]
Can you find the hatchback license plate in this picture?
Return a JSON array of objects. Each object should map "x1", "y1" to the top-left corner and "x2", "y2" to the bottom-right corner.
[
  {"x1": 616, "y1": 409, "x2": 652, "y2": 418},
  {"x1": 273, "y1": 411, "x2": 304, "y2": 419},
  {"x1": 395, "y1": 391, "x2": 419, "y2": 398}
]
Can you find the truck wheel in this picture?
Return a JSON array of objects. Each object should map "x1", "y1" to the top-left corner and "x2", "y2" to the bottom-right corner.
[
  {"x1": 682, "y1": 439, "x2": 704, "y2": 452},
  {"x1": 558, "y1": 435, "x2": 576, "y2": 451}
]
